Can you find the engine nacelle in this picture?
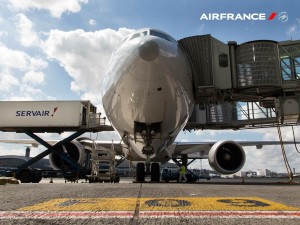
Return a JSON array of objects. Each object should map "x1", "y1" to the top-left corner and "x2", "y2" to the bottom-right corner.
[
  {"x1": 49, "y1": 141, "x2": 86, "y2": 170},
  {"x1": 208, "y1": 140, "x2": 246, "y2": 175}
]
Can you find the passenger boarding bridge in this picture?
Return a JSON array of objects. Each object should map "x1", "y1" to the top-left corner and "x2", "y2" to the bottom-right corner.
[{"x1": 179, "y1": 35, "x2": 300, "y2": 130}]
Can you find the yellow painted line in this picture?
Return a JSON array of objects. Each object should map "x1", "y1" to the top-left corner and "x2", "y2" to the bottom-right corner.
[
  {"x1": 140, "y1": 197, "x2": 300, "y2": 211},
  {"x1": 18, "y1": 197, "x2": 300, "y2": 211},
  {"x1": 19, "y1": 198, "x2": 137, "y2": 211}
]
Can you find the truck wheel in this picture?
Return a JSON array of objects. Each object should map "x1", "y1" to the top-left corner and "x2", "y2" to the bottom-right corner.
[
  {"x1": 32, "y1": 175, "x2": 43, "y2": 183},
  {"x1": 32, "y1": 169, "x2": 43, "y2": 183},
  {"x1": 17, "y1": 169, "x2": 34, "y2": 183},
  {"x1": 114, "y1": 174, "x2": 120, "y2": 183}
]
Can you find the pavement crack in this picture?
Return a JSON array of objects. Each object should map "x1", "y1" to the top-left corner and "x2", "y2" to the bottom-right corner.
[{"x1": 130, "y1": 183, "x2": 143, "y2": 225}]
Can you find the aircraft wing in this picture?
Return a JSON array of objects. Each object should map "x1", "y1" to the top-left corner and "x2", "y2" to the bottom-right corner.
[
  {"x1": 0, "y1": 139, "x2": 124, "y2": 155},
  {"x1": 172, "y1": 140, "x2": 299, "y2": 159},
  {"x1": 0, "y1": 139, "x2": 298, "y2": 159},
  {"x1": 0, "y1": 139, "x2": 58, "y2": 148}
]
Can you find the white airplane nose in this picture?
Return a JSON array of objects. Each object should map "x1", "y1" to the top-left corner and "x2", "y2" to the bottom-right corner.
[{"x1": 139, "y1": 40, "x2": 159, "y2": 61}]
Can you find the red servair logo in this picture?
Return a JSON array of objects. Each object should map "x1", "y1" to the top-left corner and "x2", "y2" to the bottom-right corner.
[{"x1": 200, "y1": 12, "x2": 288, "y2": 22}]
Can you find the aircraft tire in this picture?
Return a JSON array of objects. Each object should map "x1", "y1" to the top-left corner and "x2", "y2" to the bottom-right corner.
[
  {"x1": 151, "y1": 163, "x2": 160, "y2": 182},
  {"x1": 136, "y1": 162, "x2": 145, "y2": 182}
]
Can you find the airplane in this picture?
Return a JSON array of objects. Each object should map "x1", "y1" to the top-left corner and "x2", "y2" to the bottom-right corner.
[
  {"x1": 0, "y1": 28, "x2": 298, "y2": 183},
  {"x1": 102, "y1": 28, "x2": 195, "y2": 182},
  {"x1": 99, "y1": 28, "x2": 297, "y2": 182}
]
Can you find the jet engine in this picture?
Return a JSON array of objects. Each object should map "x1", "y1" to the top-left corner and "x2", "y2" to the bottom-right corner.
[
  {"x1": 49, "y1": 141, "x2": 86, "y2": 170},
  {"x1": 208, "y1": 140, "x2": 246, "y2": 175}
]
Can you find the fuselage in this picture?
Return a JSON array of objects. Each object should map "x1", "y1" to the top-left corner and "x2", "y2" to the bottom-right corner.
[{"x1": 102, "y1": 28, "x2": 194, "y2": 161}]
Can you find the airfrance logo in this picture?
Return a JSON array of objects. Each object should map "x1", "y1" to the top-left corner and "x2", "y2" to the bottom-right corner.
[
  {"x1": 16, "y1": 107, "x2": 58, "y2": 117},
  {"x1": 200, "y1": 12, "x2": 288, "y2": 22}
]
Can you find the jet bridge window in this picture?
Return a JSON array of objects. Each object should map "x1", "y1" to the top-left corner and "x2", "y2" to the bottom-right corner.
[
  {"x1": 219, "y1": 54, "x2": 228, "y2": 67},
  {"x1": 280, "y1": 57, "x2": 292, "y2": 80},
  {"x1": 150, "y1": 30, "x2": 177, "y2": 43},
  {"x1": 279, "y1": 44, "x2": 300, "y2": 80}
]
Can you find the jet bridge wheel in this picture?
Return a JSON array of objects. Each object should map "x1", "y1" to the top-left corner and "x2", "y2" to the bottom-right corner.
[
  {"x1": 151, "y1": 163, "x2": 160, "y2": 182},
  {"x1": 136, "y1": 162, "x2": 145, "y2": 182}
]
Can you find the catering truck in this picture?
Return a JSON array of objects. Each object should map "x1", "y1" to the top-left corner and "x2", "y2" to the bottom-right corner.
[
  {"x1": 0, "y1": 101, "x2": 115, "y2": 183},
  {"x1": 0, "y1": 100, "x2": 102, "y2": 132}
]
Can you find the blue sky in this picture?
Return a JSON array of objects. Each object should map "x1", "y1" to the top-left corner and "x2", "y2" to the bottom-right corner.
[{"x1": 0, "y1": 0, "x2": 300, "y2": 173}]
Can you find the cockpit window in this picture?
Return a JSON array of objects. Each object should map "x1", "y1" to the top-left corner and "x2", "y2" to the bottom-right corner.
[
  {"x1": 150, "y1": 30, "x2": 177, "y2": 43},
  {"x1": 118, "y1": 30, "x2": 176, "y2": 47},
  {"x1": 130, "y1": 31, "x2": 148, "y2": 40}
]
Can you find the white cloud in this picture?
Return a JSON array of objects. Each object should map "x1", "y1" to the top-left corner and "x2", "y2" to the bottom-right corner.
[
  {"x1": 0, "y1": 31, "x2": 8, "y2": 37},
  {"x1": 42, "y1": 28, "x2": 133, "y2": 105},
  {"x1": 195, "y1": 129, "x2": 238, "y2": 138},
  {"x1": 0, "y1": 43, "x2": 30, "y2": 71},
  {"x1": 14, "y1": 13, "x2": 39, "y2": 47},
  {"x1": 8, "y1": 0, "x2": 89, "y2": 18},
  {"x1": 287, "y1": 25, "x2": 297, "y2": 35},
  {"x1": 23, "y1": 71, "x2": 45, "y2": 85},
  {"x1": 0, "y1": 42, "x2": 48, "y2": 100},
  {"x1": 287, "y1": 18, "x2": 300, "y2": 36},
  {"x1": 0, "y1": 43, "x2": 47, "y2": 72},
  {"x1": 0, "y1": 71, "x2": 20, "y2": 92},
  {"x1": 89, "y1": 19, "x2": 97, "y2": 26}
]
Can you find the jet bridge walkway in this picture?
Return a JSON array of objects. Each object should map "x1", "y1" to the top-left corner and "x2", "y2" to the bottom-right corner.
[{"x1": 180, "y1": 36, "x2": 300, "y2": 130}]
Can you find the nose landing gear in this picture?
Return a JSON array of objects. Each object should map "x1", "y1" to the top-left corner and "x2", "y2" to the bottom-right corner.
[
  {"x1": 135, "y1": 159, "x2": 160, "y2": 182},
  {"x1": 134, "y1": 122, "x2": 162, "y2": 182}
]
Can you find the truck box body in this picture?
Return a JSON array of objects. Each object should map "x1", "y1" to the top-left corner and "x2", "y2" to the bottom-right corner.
[{"x1": 0, "y1": 101, "x2": 95, "y2": 132}]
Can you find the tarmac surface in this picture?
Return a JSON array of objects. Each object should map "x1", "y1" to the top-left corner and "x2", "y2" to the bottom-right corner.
[{"x1": 0, "y1": 177, "x2": 300, "y2": 225}]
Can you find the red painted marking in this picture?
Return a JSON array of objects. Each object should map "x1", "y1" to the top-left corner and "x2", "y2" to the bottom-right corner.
[
  {"x1": 268, "y1": 12, "x2": 277, "y2": 20},
  {"x1": 51, "y1": 107, "x2": 58, "y2": 117},
  {"x1": 1, "y1": 211, "x2": 300, "y2": 219}
]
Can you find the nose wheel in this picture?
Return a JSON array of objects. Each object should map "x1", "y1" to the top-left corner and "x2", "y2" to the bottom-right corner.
[
  {"x1": 135, "y1": 162, "x2": 160, "y2": 182},
  {"x1": 150, "y1": 163, "x2": 160, "y2": 182},
  {"x1": 136, "y1": 162, "x2": 145, "y2": 182}
]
